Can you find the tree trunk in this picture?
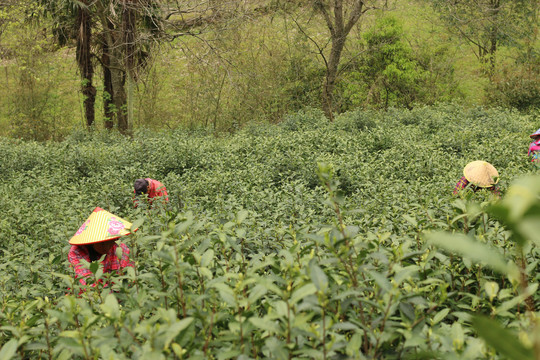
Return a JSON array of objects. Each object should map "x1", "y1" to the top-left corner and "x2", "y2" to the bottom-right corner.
[
  {"x1": 95, "y1": 1, "x2": 128, "y2": 133},
  {"x1": 76, "y1": 2, "x2": 96, "y2": 128},
  {"x1": 102, "y1": 44, "x2": 114, "y2": 130},
  {"x1": 487, "y1": 0, "x2": 500, "y2": 79},
  {"x1": 110, "y1": 54, "x2": 128, "y2": 134},
  {"x1": 103, "y1": 25, "x2": 127, "y2": 133},
  {"x1": 123, "y1": 0, "x2": 137, "y2": 135},
  {"x1": 101, "y1": 20, "x2": 114, "y2": 130},
  {"x1": 316, "y1": 0, "x2": 365, "y2": 121},
  {"x1": 322, "y1": 36, "x2": 346, "y2": 121}
]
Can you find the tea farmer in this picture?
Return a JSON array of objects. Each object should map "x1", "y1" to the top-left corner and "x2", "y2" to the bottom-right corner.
[
  {"x1": 133, "y1": 178, "x2": 169, "y2": 208},
  {"x1": 528, "y1": 128, "x2": 540, "y2": 165},
  {"x1": 68, "y1": 207, "x2": 137, "y2": 288},
  {"x1": 453, "y1": 161, "x2": 501, "y2": 197}
]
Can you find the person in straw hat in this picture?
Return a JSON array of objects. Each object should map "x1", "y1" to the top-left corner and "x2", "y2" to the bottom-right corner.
[
  {"x1": 527, "y1": 128, "x2": 540, "y2": 166},
  {"x1": 453, "y1": 161, "x2": 500, "y2": 197},
  {"x1": 68, "y1": 207, "x2": 137, "y2": 287},
  {"x1": 133, "y1": 178, "x2": 169, "y2": 208}
]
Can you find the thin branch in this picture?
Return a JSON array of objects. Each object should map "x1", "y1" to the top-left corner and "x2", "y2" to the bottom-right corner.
[
  {"x1": 290, "y1": 15, "x2": 330, "y2": 70},
  {"x1": 316, "y1": 1, "x2": 336, "y2": 38}
]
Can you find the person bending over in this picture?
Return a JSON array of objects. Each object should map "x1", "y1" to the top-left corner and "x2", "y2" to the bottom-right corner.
[
  {"x1": 453, "y1": 160, "x2": 500, "y2": 197},
  {"x1": 133, "y1": 178, "x2": 169, "y2": 208},
  {"x1": 68, "y1": 207, "x2": 136, "y2": 289},
  {"x1": 528, "y1": 128, "x2": 540, "y2": 166}
]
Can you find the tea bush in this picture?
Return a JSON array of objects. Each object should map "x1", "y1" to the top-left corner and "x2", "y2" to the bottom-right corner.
[{"x1": 0, "y1": 105, "x2": 539, "y2": 359}]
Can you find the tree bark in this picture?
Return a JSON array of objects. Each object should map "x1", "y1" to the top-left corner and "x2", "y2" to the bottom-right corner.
[
  {"x1": 111, "y1": 54, "x2": 128, "y2": 134},
  {"x1": 76, "y1": 1, "x2": 96, "y2": 128},
  {"x1": 101, "y1": 19, "x2": 115, "y2": 130},
  {"x1": 316, "y1": 0, "x2": 365, "y2": 121},
  {"x1": 94, "y1": 1, "x2": 127, "y2": 133},
  {"x1": 123, "y1": 0, "x2": 137, "y2": 135},
  {"x1": 322, "y1": 35, "x2": 346, "y2": 121},
  {"x1": 102, "y1": 42, "x2": 114, "y2": 130},
  {"x1": 487, "y1": 0, "x2": 500, "y2": 79}
]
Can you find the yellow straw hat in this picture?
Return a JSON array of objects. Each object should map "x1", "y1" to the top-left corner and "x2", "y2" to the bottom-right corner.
[
  {"x1": 69, "y1": 207, "x2": 137, "y2": 245},
  {"x1": 463, "y1": 161, "x2": 499, "y2": 188}
]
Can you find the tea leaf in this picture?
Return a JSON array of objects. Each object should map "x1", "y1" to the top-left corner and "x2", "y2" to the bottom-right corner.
[
  {"x1": 427, "y1": 232, "x2": 510, "y2": 274},
  {"x1": 0, "y1": 339, "x2": 18, "y2": 360},
  {"x1": 309, "y1": 262, "x2": 328, "y2": 292},
  {"x1": 472, "y1": 316, "x2": 534, "y2": 360},
  {"x1": 290, "y1": 284, "x2": 316, "y2": 305}
]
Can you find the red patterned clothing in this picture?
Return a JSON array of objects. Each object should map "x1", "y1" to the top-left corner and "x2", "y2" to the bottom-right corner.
[
  {"x1": 146, "y1": 178, "x2": 168, "y2": 201},
  {"x1": 133, "y1": 178, "x2": 168, "y2": 207},
  {"x1": 453, "y1": 176, "x2": 469, "y2": 194},
  {"x1": 68, "y1": 243, "x2": 134, "y2": 286},
  {"x1": 453, "y1": 176, "x2": 500, "y2": 197}
]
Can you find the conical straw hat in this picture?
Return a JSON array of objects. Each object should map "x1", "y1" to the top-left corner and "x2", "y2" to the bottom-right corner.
[
  {"x1": 530, "y1": 128, "x2": 540, "y2": 138},
  {"x1": 463, "y1": 161, "x2": 499, "y2": 188},
  {"x1": 69, "y1": 207, "x2": 136, "y2": 245}
]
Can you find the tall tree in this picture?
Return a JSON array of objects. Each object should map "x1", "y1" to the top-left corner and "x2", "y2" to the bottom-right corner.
[
  {"x1": 316, "y1": 0, "x2": 366, "y2": 120},
  {"x1": 43, "y1": 0, "x2": 164, "y2": 133},
  {"x1": 290, "y1": 0, "x2": 384, "y2": 120},
  {"x1": 123, "y1": 0, "x2": 137, "y2": 133},
  {"x1": 428, "y1": 0, "x2": 538, "y2": 78},
  {"x1": 94, "y1": 0, "x2": 163, "y2": 134},
  {"x1": 42, "y1": 0, "x2": 96, "y2": 128},
  {"x1": 99, "y1": 17, "x2": 115, "y2": 130},
  {"x1": 76, "y1": 0, "x2": 96, "y2": 128}
]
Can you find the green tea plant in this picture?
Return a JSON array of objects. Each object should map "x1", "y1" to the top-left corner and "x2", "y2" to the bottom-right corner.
[
  {"x1": 0, "y1": 105, "x2": 538, "y2": 359},
  {"x1": 428, "y1": 176, "x2": 540, "y2": 359}
]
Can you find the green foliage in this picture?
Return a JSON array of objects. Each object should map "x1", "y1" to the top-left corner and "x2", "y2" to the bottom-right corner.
[
  {"x1": 278, "y1": 107, "x2": 328, "y2": 131},
  {"x1": 472, "y1": 316, "x2": 534, "y2": 360},
  {"x1": 0, "y1": 2, "x2": 76, "y2": 141},
  {"x1": 2, "y1": 1, "x2": 535, "y2": 136},
  {"x1": 428, "y1": 173, "x2": 540, "y2": 359},
  {"x1": 487, "y1": 62, "x2": 540, "y2": 111},
  {"x1": 428, "y1": 0, "x2": 538, "y2": 67},
  {"x1": 339, "y1": 16, "x2": 458, "y2": 111},
  {"x1": 364, "y1": 17, "x2": 428, "y2": 108}
]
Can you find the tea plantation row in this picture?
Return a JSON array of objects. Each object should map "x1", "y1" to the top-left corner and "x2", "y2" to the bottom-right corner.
[{"x1": 0, "y1": 104, "x2": 539, "y2": 359}]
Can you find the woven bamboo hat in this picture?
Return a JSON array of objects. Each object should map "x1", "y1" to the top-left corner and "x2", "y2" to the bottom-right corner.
[
  {"x1": 69, "y1": 207, "x2": 136, "y2": 245},
  {"x1": 463, "y1": 161, "x2": 499, "y2": 188},
  {"x1": 530, "y1": 128, "x2": 540, "y2": 138}
]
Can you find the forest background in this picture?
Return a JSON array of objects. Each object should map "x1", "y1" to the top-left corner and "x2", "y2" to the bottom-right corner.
[{"x1": 0, "y1": 0, "x2": 538, "y2": 140}]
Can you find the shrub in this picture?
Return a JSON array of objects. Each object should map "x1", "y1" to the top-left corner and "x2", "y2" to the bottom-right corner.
[
  {"x1": 278, "y1": 106, "x2": 328, "y2": 131},
  {"x1": 487, "y1": 63, "x2": 540, "y2": 111}
]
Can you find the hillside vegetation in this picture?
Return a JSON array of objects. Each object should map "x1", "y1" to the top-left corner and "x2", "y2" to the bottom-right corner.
[
  {"x1": 0, "y1": 0, "x2": 537, "y2": 139},
  {"x1": 1, "y1": 106, "x2": 540, "y2": 359}
]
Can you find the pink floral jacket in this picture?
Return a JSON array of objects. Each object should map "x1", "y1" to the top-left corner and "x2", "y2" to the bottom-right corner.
[
  {"x1": 528, "y1": 138, "x2": 540, "y2": 158},
  {"x1": 68, "y1": 243, "x2": 134, "y2": 286}
]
